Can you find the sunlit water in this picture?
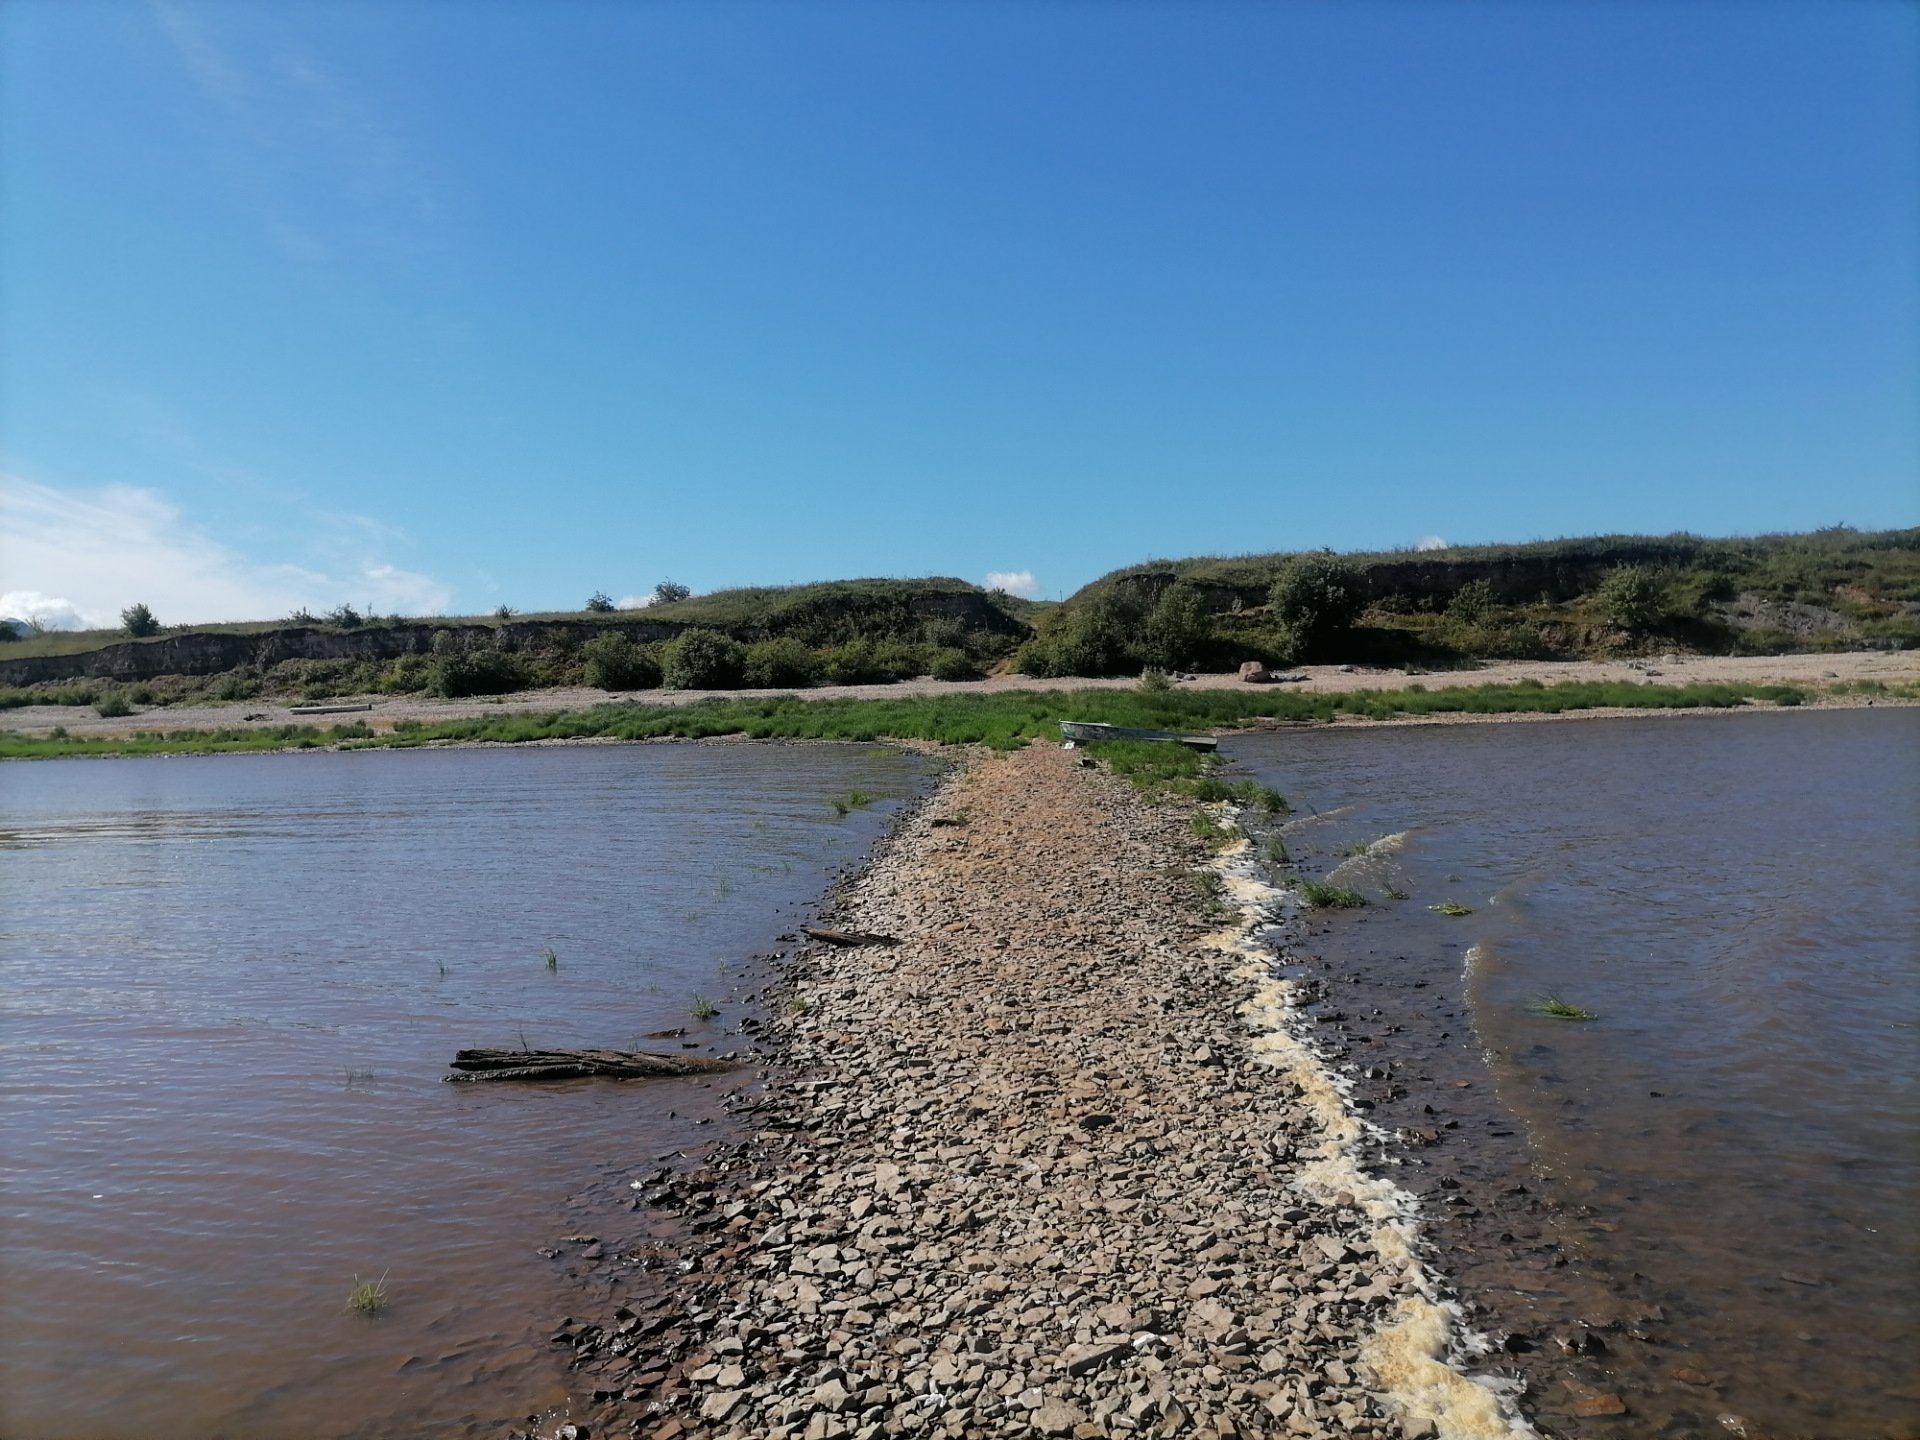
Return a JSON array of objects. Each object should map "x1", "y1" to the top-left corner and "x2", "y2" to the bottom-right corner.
[
  {"x1": 0, "y1": 742, "x2": 934, "y2": 1440},
  {"x1": 1226, "y1": 709, "x2": 1919, "y2": 1438}
]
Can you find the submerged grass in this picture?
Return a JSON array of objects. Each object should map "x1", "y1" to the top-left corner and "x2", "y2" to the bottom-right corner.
[
  {"x1": 1531, "y1": 994, "x2": 1597, "y2": 1021},
  {"x1": 345, "y1": 1271, "x2": 389, "y2": 1315},
  {"x1": 1, "y1": 678, "x2": 1819, "y2": 761},
  {"x1": 1297, "y1": 879, "x2": 1367, "y2": 910}
]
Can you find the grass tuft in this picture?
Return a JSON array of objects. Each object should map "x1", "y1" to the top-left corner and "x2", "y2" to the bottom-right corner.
[
  {"x1": 828, "y1": 788, "x2": 876, "y2": 816},
  {"x1": 346, "y1": 1271, "x2": 389, "y2": 1315},
  {"x1": 1263, "y1": 835, "x2": 1290, "y2": 865},
  {"x1": 1428, "y1": 901, "x2": 1474, "y2": 916},
  {"x1": 1530, "y1": 994, "x2": 1596, "y2": 1021},
  {"x1": 541, "y1": 946, "x2": 559, "y2": 972},
  {"x1": 689, "y1": 995, "x2": 719, "y2": 1020},
  {"x1": 1298, "y1": 879, "x2": 1366, "y2": 910}
]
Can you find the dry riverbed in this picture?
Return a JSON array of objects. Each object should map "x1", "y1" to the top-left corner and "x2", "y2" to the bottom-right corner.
[{"x1": 530, "y1": 744, "x2": 1531, "y2": 1440}]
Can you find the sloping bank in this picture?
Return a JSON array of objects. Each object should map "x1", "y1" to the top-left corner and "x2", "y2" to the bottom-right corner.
[{"x1": 548, "y1": 743, "x2": 1531, "y2": 1440}]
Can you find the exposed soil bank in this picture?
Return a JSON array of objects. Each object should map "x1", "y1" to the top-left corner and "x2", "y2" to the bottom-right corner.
[
  {"x1": 5, "y1": 650, "x2": 1913, "y2": 740},
  {"x1": 528, "y1": 745, "x2": 1531, "y2": 1440}
]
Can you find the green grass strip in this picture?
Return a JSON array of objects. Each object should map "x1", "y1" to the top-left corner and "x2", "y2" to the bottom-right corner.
[{"x1": 0, "y1": 679, "x2": 1812, "y2": 760}]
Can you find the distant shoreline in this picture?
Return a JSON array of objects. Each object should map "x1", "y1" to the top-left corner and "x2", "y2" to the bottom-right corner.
[{"x1": 3, "y1": 649, "x2": 1914, "y2": 749}]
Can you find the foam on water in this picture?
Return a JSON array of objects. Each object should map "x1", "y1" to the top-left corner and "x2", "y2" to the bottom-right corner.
[{"x1": 1203, "y1": 822, "x2": 1532, "y2": 1440}]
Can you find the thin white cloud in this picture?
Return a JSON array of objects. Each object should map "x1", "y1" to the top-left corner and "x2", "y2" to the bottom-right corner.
[
  {"x1": 146, "y1": 0, "x2": 440, "y2": 263},
  {"x1": 1415, "y1": 535, "x2": 1450, "y2": 552},
  {"x1": 0, "y1": 591, "x2": 97, "y2": 631},
  {"x1": 615, "y1": 594, "x2": 655, "y2": 610},
  {"x1": 0, "y1": 474, "x2": 451, "y2": 626},
  {"x1": 983, "y1": 569, "x2": 1041, "y2": 599}
]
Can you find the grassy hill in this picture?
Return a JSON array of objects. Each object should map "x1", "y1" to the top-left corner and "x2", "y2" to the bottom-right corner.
[
  {"x1": 1017, "y1": 527, "x2": 1920, "y2": 676},
  {"x1": 0, "y1": 577, "x2": 1037, "y2": 702},
  {"x1": 3, "y1": 528, "x2": 1913, "y2": 709}
]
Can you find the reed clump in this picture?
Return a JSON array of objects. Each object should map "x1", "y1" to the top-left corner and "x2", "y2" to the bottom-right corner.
[
  {"x1": 1298, "y1": 880, "x2": 1366, "y2": 910},
  {"x1": 1531, "y1": 994, "x2": 1596, "y2": 1021}
]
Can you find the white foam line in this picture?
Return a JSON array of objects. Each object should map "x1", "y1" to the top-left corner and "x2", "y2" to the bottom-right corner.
[{"x1": 1204, "y1": 816, "x2": 1536, "y2": 1440}]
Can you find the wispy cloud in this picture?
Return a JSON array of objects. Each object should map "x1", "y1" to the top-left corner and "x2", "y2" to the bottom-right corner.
[
  {"x1": 0, "y1": 474, "x2": 451, "y2": 626},
  {"x1": 984, "y1": 569, "x2": 1042, "y2": 599},
  {"x1": 145, "y1": 0, "x2": 440, "y2": 263},
  {"x1": 1415, "y1": 535, "x2": 1450, "y2": 552}
]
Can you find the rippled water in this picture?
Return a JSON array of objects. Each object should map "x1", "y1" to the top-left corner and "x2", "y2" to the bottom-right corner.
[
  {"x1": 0, "y1": 742, "x2": 933, "y2": 1440},
  {"x1": 1225, "y1": 709, "x2": 1919, "y2": 1438}
]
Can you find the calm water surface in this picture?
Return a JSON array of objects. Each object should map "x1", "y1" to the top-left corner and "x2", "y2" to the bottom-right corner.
[
  {"x1": 0, "y1": 742, "x2": 933, "y2": 1440},
  {"x1": 1226, "y1": 710, "x2": 1919, "y2": 1438}
]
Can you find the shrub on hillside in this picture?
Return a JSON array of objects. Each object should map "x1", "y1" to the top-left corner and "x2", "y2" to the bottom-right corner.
[
  {"x1": 581, "y1": 632, "x2": 663, "y2": 690},
  {"x1": 742, "y1": 637, "x2": 821, "y2": 689},
  {"x1": 1016, "y1": 593, "x2": 1142, "y2": 677},
  {"x1": 653, "y1": 580, "x2": 692, "y2": 605},
  {"x1": 662, "y1": 628, "x2": 745, "y2": 689},
  {"x1": 428, "y1": 629, "x2": 527, "y2": 697},
  {"x1": 1268, "y1": 553, "x2": 1365, "y2": 655},
  {"x1": 121, "y1": 603, "x2": 160, "y2": 638},
  {"x1": 1446, "y1": 578, "x2": 1497, "y2": 624},
  {"x1": 1597, "y1": 564, "x2": 1667, "y2": 633},
  {"x1": 584, "y1": 591, "x2": 616, "y2": 613},
  {"x1": 1142, "y1": 583, "x2": 1213, "y2": 671},
  {"x1": 929, "y1": 647, "x2": 981, "y2": 682},
  {"x1": 821, "y1": 638, "x2": 926, "y2": 685},
  {"x1": 96, "y1": 692, "x2": 134, "y2": 718}
]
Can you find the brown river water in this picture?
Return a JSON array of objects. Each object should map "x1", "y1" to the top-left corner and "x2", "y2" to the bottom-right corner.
[
  {"x1": 1224, "y1": 708, "x2": 1919, "y2": 1440},
  {"x1": 0, "y1": 742, "x2": 934, "y2": 1440}
]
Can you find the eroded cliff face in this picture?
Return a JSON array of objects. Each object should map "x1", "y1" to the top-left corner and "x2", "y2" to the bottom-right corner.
[
  {"x1": 1109, "y1": 547, "x2": 1697, "y2": 613},
  {"x1": 0, "y1": 590, "x2": 1027, "y2": 686}
]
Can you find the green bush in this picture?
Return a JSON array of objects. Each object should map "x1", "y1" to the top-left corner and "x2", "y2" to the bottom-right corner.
[
  {"x1": 1142, "y1": 583, "x2": 1212, "y2": 671},
  {"x1": 428, "y1": 630, "x2": 527, "y2": 697},
  {"x1": 584, "y1": 592, "x2": 616, "y2": 613},
  {"x1": 1268, "y1": 553, "x2": 1365, "y2": 655},
  {"x1": 1018, "y1": 593, "x2": 1142, "y2": 677},
  {"x1": 1446, "y1": 578, "x2": 1497, "y2": 624},
  {"x1": 581, "y1": 632, "x2": 663, "y2": 690},
  {"x1": 929, "y1": 647, "x2": 981, "y2": 682},
  {"x1": 121, "y1": 603, "x2": 160, "y2": 638},
  {"x1": 820, "y1": 638, "x2": 922, "y2": 685},
  {"x1": 662, "y1": 628, "x2": 745, "y2": 689},
  {"x1": 742, "y1": 637, "x2": 821, "y2": 688},
  {"x1": 96, "y1": 692, "x2": 134, "y2": 718},
  {"x1": 1596, "y1": 564, "x2": 1667, "y2": 633}
]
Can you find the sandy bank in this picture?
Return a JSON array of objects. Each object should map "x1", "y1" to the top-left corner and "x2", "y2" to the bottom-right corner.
[
  {"x1": 7, "y1": 649, "x2": 1914, "y2": 741},
  {"x1": 542, "y1": 745, "x2": 1527, "y2": 1440}
]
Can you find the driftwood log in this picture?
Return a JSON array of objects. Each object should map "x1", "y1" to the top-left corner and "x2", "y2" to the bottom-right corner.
[
  {"x1": 803, "y1": 925, "x2": 899, "y2": 948},
  {"x1": 446, "y1": 1048, "x2": 736, "y2": 1083}
]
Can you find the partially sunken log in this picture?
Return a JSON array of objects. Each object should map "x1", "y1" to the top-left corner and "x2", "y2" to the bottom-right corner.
[
  {"x1": 803, "y1": 925, "x2": 899, "y2": 947},
  {"x1": 445, "y1": 1048, "x2": 736, "y2": 1083}
]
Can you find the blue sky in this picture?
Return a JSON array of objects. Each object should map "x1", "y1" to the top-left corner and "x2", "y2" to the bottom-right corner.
[{"x1": 2, "y1": 0, "x2": 1915, "y2": 626}]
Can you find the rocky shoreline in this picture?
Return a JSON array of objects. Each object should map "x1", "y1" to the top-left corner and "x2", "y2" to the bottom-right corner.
[{"x1": 528, "y1": 743, "x2": 1533, "y2": 1440}]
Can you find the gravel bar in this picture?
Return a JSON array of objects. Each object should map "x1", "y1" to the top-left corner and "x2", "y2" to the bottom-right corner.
[{"x1": 536, "y1": 743, "x2": 1534, "y2": 1440}]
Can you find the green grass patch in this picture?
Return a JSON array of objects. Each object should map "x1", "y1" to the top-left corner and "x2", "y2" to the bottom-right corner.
[
  {"x1": 1298, "y1": 880, "x2": 1366, "y2": 909},
  {"x1": 0, "y1": 678, "x2": 1824, "y2": 761},
  {"x1": 345, "y1": 1272, "x2": 389, "y2": 1315},
  {"x1": 828, "y1": 788, "x2": 875, "y2": 816},
  {"x1": 689, "y1": 995, "x2": 718, "y2": 1020},
  {"x1": 1189, "y1": 811, "x2": 1240, "y2": 848},
  {"x1": 1429, "y1": 901, "x2": 1474, "y2": 916},
  {"x1": 1530, "y1": 994, "x2": 1596, "y2": 1021}
]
